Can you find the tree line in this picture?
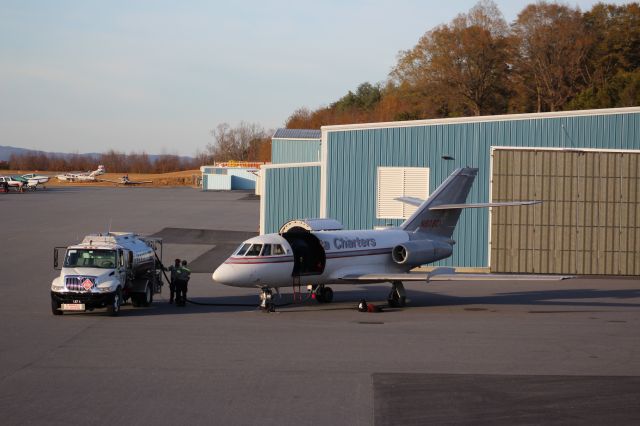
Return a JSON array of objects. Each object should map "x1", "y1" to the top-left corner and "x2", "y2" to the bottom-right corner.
[
  {"x1": 7, "y1": 150, "x2": 201, "y2": 173},
  {"x1": 6, "y1": 121, "x2": 273, "y2": 173},
  {"x1": 286, "y1": 1, "x2": 640, "y2": 129}
]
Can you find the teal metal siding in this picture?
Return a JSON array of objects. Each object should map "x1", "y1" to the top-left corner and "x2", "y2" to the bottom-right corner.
[
  {"x1": 264, "y1": 166, "x2": 320, "y2": 233},
  {"x1": 325, "y1": 111, "x2": 640, "y2": 267},
  {"x1": 272, "y1": 139, "x2": 321, "y2": 164},
  {"x1": 228, "y1": 169, "x2": 257, "y2": 190}
]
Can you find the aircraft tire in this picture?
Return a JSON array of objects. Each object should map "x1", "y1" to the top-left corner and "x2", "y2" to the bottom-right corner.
[
  {"x1": 388, "y1": 293, "x2": 406, "y2": 308},
  {"x1": 321, "y1": 287, "x2": 333, "y2": 303}
]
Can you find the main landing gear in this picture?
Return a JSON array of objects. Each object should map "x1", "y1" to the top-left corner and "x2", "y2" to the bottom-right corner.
[
  {"x1": 388, "y1": 281, "x2": 406, "y2": 308},
  {"x1": 260, "y1": 284, "x2": 335, "y2": 312},
  {"x1": 313, "y1": 285, "x2": 333, "y2": 304}
]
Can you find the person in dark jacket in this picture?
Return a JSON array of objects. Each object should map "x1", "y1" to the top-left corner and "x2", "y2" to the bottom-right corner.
[
  {"x1": 167, "y1": 258, "x2": 180, "y2": 304},
  {"x1": 175, "y1": 260, "x2": 191, "y2": 307}
]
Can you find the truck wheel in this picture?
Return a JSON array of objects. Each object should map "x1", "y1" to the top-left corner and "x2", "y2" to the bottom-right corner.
[
  {"x1": 141, "y1": 284, "x2": 153, "y2": 307},
  {"x1": 51, "y1": 297, "x2": 63, "y2": 315},
  {"x1": 131, "y1": 294, "x2": 141, "y2": 307},
  {"x1": 107, "y1": 288, "x2": 122, "y2": 316}
]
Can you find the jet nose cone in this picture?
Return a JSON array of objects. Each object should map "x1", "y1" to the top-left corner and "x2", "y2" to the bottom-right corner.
[{"x1": 212, "y1": 263, "x2": 232, "y2": 285}]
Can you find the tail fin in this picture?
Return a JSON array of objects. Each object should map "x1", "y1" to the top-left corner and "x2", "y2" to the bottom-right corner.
[
  {"x1": 400, "y1": 167, "x2": 477, "y2": 237},
  {"x1": 90, "y1": 165, "x2": 106, "y2": 177}
]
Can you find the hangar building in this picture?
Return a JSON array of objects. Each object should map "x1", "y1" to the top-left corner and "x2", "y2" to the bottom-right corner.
[{"x1": 261, "y1": 107, "x2": 640, "y2": 275}]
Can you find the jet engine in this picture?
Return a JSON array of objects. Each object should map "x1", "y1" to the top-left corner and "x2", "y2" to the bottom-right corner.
[{"x1": 391, "y1": 240, "x2": 453, "y2": 267}]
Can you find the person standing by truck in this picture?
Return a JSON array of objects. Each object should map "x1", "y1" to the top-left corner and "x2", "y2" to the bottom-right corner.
[
  {"x1": 175, "y1": 259, "x2": 191, "y2": 307},
  {"x1": 167, "y1": 258, "x2": 181, "y2": 304}
]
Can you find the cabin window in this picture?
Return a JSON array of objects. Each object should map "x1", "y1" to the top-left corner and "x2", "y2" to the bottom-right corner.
[
  {"x1": 245, "y1": 244, "x2": 262, "y2": 256},
  {"x1": 235, "y1": 243, "x2": 251, "y2": 256},
  {"x1": 272, "y1": 244, "x2": 285, "y2": 255},
  {"x1": 261, "y1": 244, "x2": 271, "y2": 256}
]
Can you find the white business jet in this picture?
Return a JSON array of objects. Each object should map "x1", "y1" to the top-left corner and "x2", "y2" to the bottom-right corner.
[{"x1": 213, "y1": 167, "x2": 557, "y2": 311}]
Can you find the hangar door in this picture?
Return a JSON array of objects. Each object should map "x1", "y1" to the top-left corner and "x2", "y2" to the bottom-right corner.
[{"x1": 491, "y1": 148, "x2": 640, "y2": 275}]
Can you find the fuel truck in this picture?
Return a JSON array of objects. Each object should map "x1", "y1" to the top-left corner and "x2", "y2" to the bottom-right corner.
[{"x1": 50, "y1": 232, "x2": 164, "y2": 316}]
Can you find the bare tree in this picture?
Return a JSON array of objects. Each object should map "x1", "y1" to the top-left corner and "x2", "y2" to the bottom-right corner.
[{"x1": 206, "y1": 122, "x2": 268, "y2": 162}]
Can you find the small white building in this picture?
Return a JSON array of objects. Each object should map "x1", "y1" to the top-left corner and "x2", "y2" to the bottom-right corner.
[{"x1": 200, "y1": 162, "x2": 264, "y2": 191}]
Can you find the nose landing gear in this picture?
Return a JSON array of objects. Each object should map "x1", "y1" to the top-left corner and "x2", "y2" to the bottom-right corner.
[
  {"x1": 388, "y1": 280, "x2": 406, "y2": 307},
  {"x1": 259, "y1": 287, "x2": 275, "y2": 312}
]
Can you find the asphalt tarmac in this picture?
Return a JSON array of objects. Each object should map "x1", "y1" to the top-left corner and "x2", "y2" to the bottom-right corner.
[{"x1": 1, "y1": 188, "x2": 639, "y2": 425}]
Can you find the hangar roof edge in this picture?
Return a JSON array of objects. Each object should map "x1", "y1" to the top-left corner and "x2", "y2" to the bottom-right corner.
[
  {"x1": 320, "y1": 106, "x2": 640, "y2": 133},
  {"x1": 273, "y1": 129, "x2": 321, "y2": 139}
]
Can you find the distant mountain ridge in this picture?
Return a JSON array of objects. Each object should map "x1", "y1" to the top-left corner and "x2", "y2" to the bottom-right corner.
[{"x1": 0, "y1": 145, "x2": 193, "y2": 162}]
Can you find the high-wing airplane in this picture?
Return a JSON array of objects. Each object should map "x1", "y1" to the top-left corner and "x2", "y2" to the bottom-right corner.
[
  {"x1": 212, "y1": 167, "x2": 562, "y2": 311},
  {"x1": 21, "y1": 173, "x2": 51, "y2": 184},
  {"x1": 56, "y1": 165, "x2": 106, "y2": 182},
  {"x1": 99, "y1": 175, "x2": 153, "y2": 185}
]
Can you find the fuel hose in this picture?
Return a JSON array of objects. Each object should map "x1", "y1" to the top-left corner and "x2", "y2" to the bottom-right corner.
[{"x1": 154, "y1": 251, "x2": 312, "y2": 308}]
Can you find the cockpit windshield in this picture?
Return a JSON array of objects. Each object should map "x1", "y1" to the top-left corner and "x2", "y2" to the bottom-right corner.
[
  {"x1": 64, "y1": 249, "x2": 117, "y2": 269},
  {"x1": 234, "y1": 243, "x2": 287, "y2": 257},
  {"x1": 235, "y1": 243, "x2": 251, "y2": 256},
  {"x1": 245, "y1": 244, "x2": 263, "y2": 256}
]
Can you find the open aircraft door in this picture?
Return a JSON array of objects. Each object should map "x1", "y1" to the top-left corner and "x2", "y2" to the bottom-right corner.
[{"x1": 281, "y1": 231, "x2": 326, "y2": 277}]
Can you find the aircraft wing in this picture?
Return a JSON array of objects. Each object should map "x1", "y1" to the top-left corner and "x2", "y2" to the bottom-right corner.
[
  {"x1": 124, "y1": 180, "x2": 153, "y2": 185},
  {"x1": 339, "y1": 271, "x2": 572, "y2": 283},
  {"x1": 97, "y1": 178, "x2": 122, "y2": 184}
]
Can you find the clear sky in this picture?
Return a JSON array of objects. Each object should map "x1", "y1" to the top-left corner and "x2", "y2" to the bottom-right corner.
[{"x1": 0, "y1": 0, "x2": 634, "y2": 155}]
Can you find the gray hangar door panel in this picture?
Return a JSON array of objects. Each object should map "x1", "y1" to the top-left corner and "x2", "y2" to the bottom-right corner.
[{"x1": 490, "y1": 149, "x2": 640, "y2": 275}]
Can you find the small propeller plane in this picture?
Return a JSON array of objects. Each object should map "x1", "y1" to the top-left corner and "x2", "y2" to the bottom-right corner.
[
  {"x1": 99, "y1": 175, "x2": 153, "y2": 185},
  {"x1": 21, "y1": 173, "x2": 51, "y2": 185},
  {"x1": 56, "y1": 165, "x2": 106, "y2": 182},
  {"x1": 212, "y1": 167, "x2": 566, "y2": 311}
]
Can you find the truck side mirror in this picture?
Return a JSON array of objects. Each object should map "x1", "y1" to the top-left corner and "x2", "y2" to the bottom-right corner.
[{"x1": 53, "y1": 247, "x2": 65, "y2": 270}]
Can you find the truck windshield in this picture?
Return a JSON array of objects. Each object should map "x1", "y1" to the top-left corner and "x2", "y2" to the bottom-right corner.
[{"x1": 64, "y1": 249, "x2": 117, "y2": 269}]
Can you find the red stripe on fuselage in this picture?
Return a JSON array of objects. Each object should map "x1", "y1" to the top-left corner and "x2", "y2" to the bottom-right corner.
[{"x1": 224, "y1": 248, "x2": 392, "y2": 265}]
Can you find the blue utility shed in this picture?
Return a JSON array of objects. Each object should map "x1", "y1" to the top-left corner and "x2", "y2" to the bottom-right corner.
[
  {"x1": 201, "y1": 166, "x2": 258, "y2": 190},
  {"x1": 271, "y1": 129, "x2": 321, "y2": 164},
  {"x1": 265, "y1": 107, "x2": 640, "y2": 275}
]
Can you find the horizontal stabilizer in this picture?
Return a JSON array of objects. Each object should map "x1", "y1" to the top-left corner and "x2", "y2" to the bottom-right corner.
[
  {"x1": 394, "y1": 196, "x2": 425, "y2": 207},
  {"x1": 429, "y1": 201, "x2": 541, "y2": 210},
  {"x1": 339, "y1": 272, "x2": 572, "y2": 283}
]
